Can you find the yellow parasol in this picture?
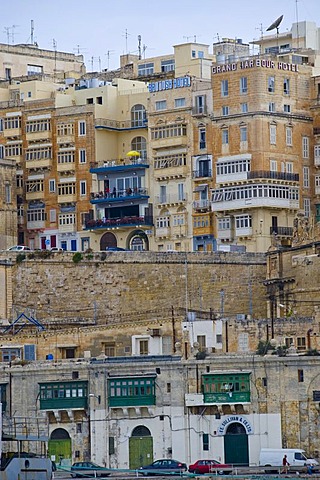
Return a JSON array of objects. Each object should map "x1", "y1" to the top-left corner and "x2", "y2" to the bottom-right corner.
[{"x1": 126, "y1": 150, "x2": 140, "y2": 157}]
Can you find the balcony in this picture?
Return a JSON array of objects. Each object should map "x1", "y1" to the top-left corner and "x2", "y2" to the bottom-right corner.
[
  {"x1": 95, "y1": 118, "x2": 147, "y2": 131},
  {"x1": 90, "y1": 160, "x2": 149, "y2": 174},
  {"x1": 192, "y1": 105, "x2": 208, "y2": 116},
  {"x1": 108, "y1": 376, "x2": 156, "y2": 408},
  {"x1": 90, "y1": 188, "x2": 149, "y2": 204},
  {"x1": 26, "y1": 191, "x2": 43, "y2": 201},
  {"x1": 235, "y1": 227, "x2": 253, "y2": 237},
  {"x1": 193, "y1": 199, "x2": 210, "y2": 211},
  {"x1": 247, "y1": 170, "x2": 299, "y2": 182},
  {"x1": 26, "y1": 159, "x2": 52, "y2": 170},
  {"x1": 85, "y1": 215, "x2": 153, "y2": 230},
  {"x1": 193, "y1": 169, "x2": 212, "y2": 179},
  {"x1": 39, "y1": 381, "x2": 88, "y2": 411},
  {"x1": 217, "y1": 229, "x2": 233, "y2": 240},
  {"x1": 57, "y1": 194, "x2": 77, "y2": 204},
  {"x1": 59, "y1": 224, "x2": 77, "y2": 233},
  {"x1": 155, "y1": 226, "x2": 171, "y2": 238},
  {"x1": 27, "y1": 221, "x2": 45, "y2": 230},
  {"x1": 26, "y1": 130, "x2": 51, "y2": 141},
  {"x1": 3, "y1": 127, "x2": 21, "y2": 138},
  {"x1": 57, "y1": 162, "x2": 75, "y2": 173},
  {"x1": 57, "y1": 135, "x2": 74, "y2": 144},
  {"x1": 269, "y1": 226, "x2": 293, "y2": 236},
  {"x1": 155, "y1": 194, "x2": 188, "y2": 206}
]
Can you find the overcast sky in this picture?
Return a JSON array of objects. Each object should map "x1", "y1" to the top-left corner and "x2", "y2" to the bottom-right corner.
[{"x1": 1, "y1": 0, "x2": 319, "y2": 71}]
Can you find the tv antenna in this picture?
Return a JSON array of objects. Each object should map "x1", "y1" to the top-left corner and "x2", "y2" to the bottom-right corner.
[
  {"x1": 122, "y1": 28, "x2": 131, "y2": 54},
  {"x1": 4, "y1": 25, "x2": 19, "y2": 44},
  {"x1": 105, "y1": 50, "x2": 115, "y2": 70}
]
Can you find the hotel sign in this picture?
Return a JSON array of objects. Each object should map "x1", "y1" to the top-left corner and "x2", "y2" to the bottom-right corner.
[
  {"x1": 212, "y1": 59, "x2": 299, "y2": 74},
  {"x1": 148, "y1": 75, "x2": 191, "y2": 92}
]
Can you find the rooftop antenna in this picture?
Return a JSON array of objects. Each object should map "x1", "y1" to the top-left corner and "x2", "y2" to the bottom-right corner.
[
  {"x1": 30, "y1": 20, "x2": 34, "y2": 45},
  {"x1": 53, "y1": 39, "x2": 57, "y2": 80},
  {"x1": 266, "y1": 14, "x2": 283, "y2": 53},
  {"x1": 4, "y1": 27, "x2": 11, "y2": 45},
  {"x1": 295, "y1": 0, "x2": 300, "y2": 49},
  {"x1": 122, "y1": 29, "x2": 131, "y2": 54},
  {"x1": 105, "y1": 50, "x2": 115, "y2": 70},
  {"x1": 142, "y1": 44, "x2": 147, "y2": 59},
  {"x1": 138, "y1": 35, "x2": 142, "y2": 60},
  {"x1": 11, "y1": 25, "x2": 19, "y2": 43},
  {"x1": 183, "y1": 35, "x2": 192, "y2": 42}
]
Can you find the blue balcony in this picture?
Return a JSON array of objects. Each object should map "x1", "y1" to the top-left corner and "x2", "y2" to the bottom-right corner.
[
  {"x1": 85, "y1": 215, "x2": 153, "y2": 231},
  {"x1": 90, "y1": 161, "x2": 149, "y2": 175}
]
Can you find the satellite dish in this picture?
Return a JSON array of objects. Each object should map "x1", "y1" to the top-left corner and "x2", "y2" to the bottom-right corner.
[{"x1": 266, "y1": 15, "x2": 284, "y2": 32}]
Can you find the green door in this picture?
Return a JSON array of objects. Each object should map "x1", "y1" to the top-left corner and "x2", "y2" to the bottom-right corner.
[
  {"x1": 224, "y1": 423, "x2": 249, "y2": 466},
  {"x1": 129, "y1": 436, "x2": 153, "y2": 469},
  {"x1": 48, "y1": 438, "x2": 72, "y2": 465}
]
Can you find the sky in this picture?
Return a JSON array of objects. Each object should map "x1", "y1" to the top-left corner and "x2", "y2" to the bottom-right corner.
[{"x1": 0, "y1": 0, "x2": 319, "y2": 72}]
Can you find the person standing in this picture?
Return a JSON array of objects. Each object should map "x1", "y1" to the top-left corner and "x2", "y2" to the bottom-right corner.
[{"x1": 282, "y1": 455, "x2": 290, "y2": 474}]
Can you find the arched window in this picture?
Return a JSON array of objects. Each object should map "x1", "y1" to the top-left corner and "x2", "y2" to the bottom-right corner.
[
  {"x1": 131, "y1": 104, "x2": 147, "y2": 128},
  {"x1": 132, "y1": 425, "x2": 151, "y2": 437},
  {"x1": 131, "y1": 136, "x2": 147, "y2": 160}
]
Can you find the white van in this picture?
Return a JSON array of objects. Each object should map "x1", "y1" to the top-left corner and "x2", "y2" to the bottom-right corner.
[{"x1": 259, "y1": 448, "x2": 319, "y2": 472}]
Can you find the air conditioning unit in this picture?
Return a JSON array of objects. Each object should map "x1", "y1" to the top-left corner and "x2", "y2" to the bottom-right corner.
[{"x1": 151, "y1": 328, "x2": 161, "y2": 337}]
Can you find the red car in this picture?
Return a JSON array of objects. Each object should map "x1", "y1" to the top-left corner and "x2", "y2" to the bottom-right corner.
[{"x1": 188, "y1": 459, "x2": 232, "y2": 475}]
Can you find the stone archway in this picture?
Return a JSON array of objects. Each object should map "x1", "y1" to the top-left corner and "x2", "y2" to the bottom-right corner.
[
  {"x1": 128, "y1": 229, "x2": 149, "y2": 251},
  {"x1": 100, "y1": 232, "x2": 117, "y2": 250},
  {"x1": 48, "y1": 428, "x2": 72, "y2": 467},
  {"x1": 129, "y1": 425, "x2": 153, "y2": 469}
]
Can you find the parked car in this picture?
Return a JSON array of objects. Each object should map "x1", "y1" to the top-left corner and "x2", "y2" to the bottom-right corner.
[
  {"x1": 139, "y1": 459, "x2": 187, "y2": 475},
  {"x1": 188, "y1": 459, "x2": 233, "y2": 475},
  {"x1": 6, "y1": 245, "x2": 31, "y2": 251},
  {"x1": 106, "y1": 247, "x2": 127, "y2": 251},
  {"x1": 50, "y1": 247, "x2": 64, "y2": 252},
  {"x1": 71, "y1": 461, "x2": 111, "y2": 477}
]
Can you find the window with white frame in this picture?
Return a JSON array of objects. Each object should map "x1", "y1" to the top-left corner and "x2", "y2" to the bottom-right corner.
[
  {"x1": 303, "y1": 166, "x2": 310, "y2": 188},
  {"x1": 78, "y1": 120, "x2": 86, "y2": 136},
  {"x1": 5, "y1": 144, "x2": 22, "y2": 157},
  {"x1": 156, "y1": 100, "x2": 167, "y2": 111},
  {"x1": 269, "y1": 102, "x2": 276, "y2": 113},
  {"x1": 268, "y1": 76, "x2": 275, "y2": 93},
  {"x1": 26, "y1": 119, "x2": 50, "y2": 133},
  {"x1": 235, "y1": 215, "x2": 252, "y2": 229},
  {"x1": 27, "y1": 64, "x2": 43, "y2": 75},
  {"x1": 303, "y1": 198, "x2": 311, "y2": 217},
  {"x1": 159, "y1": 185, "x2": 167, "y2": 203},
  {"x1": 161, "y1": 59, "x2": 175, "y2": 72},
  {"x1": 241, "y1": 103, "x2": 248, "y2": 113},
  {"x1": 315, "y1": 175, "x2": 320, "y2": 188},
  {"x1": 314, "y1": 145, "x2": 320, "y2": 160},
  {"x1": 58, "y1": 151, "x2": 75, "y2": 164},
  {"x1": 222, "y1": 129, "x2": 229, "y2": 145},
  {"x1": 0, "y1": 118, "x2": 3, "y2": 131},
  {"x1": 218, "y1": 217, "x2": 231, "y2": 230},
  {"x1": 302, "y1": 136, "x2": 309, "y2": 158},
  {"x1": 270, "y1": 125, "x2": 276, "y2": 144},
  {"x1": 240, "y1": 77, "x2": 248, "y2": 94},
  {"x1": 222, "y1": 105, "x2": 229, "y2": 116},
  {"x1": 27, "y1": 209, "x2": 46, "y2": 222},
  {"x1": 25, "y1": 146, "x2": 52, "y2": 161},
  {"x1": 221, "y1": 79, "x2": 228, "y2": 97},
  {"x1": 59, "y1": 213, "x2": 76, "y2": 226},
  {"x1": 174, "y1": 97, "x2": 186, "y2": 108},
  {"x1": 286, "y1": 127, "x2": 292, "y2": 146},
  {"x1": 16, "y1": 174, "x2": 23, "y2": 188},
  {"x1": 216, "y1": 158, "x2": 250, "y2": 175},
  {"x1": 57, "y1": 123, "x2": 74, "y2": 136},
  {"x1": 284, "y1": 104, "x2": 291, "y2": 113},
  {"x1": 173, "y1": 214, "x2": 185, "y2": 226},
  {"x1": 4, "y1": 116, "x2": 21, "y2": 129},
  {"x1": 199, "y1": 128, "x2": 206, "y2": 149},
  {"x1": 79, "y1": 149, "x2": 86, "y2": 163},
  {"x1": 26, "y1": 179, "x2": 44, "y2": 193},
  {"x1": 58, "y1": 183, "x2": 76, "y2": 195},
  {"x1": 138, "y1": 62, "x2": 154, "y2": 76},
  {"x1": 49, "y1": 179, "x2": 56, "y2": 193},
  {"x1": 0, "y1": 145, "x2": 4, "y2": 159},
  {"x1": 156, "y1": 216, "x2": 170, "y2": 228},
  {"x1": 240, "y1": 126, "x2": 247, "y2": 142},
  {"x1": 285, "y1": 162, "x2": 293, "y2": 173},
  {"x1": 270, "y1": 160, "x2": 277, "y2": 172},
  {"x1": 80, "y1": 180, "x2": 86, "y2": 196}
]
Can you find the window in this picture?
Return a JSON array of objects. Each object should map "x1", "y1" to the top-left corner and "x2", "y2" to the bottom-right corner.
[
  {"x1": 304, "y1": 198, "x2": 311, "y2": 217},
  {"x1": 59, "y1": 213, "x2": 76, "y2": 226},
  {"x1": 270, "y1": 125, "x2": 276, "y2": 145},
  {"x1": 240, "y1": 77, "x2": 248, "y2": 94},
  {"x1": 298, "y1": 369, "x2": 304, "y2": 382},
  {"x1": 5, "y1": 144, "x2": 22, "y2": 157},
  {"x1": 131, "y1": 136, "x2": 147, "y2": 160},
  {"x1": 26, "y1": 119, "x2": 50, "y2": 133},
  {"x1": 235, "y1": 215, "x2": 252, "y2": 229},
  {"x1": 139, "y1": 339, "x2": 148, "y2": 355},
  {"x1": 303, "y1": 167, "x2": 310, "y2": 188},
  {"x1": 203, "y1": 433, "x2": 209, "y2": 451},
  {"x1": 27, "y1": 209, "x2": 46, "y2": 222},
  {"x1": 222, "y1": 106, "x2": 229, "y2": 116},
  {"x1": 302, "y1": 136, "x2": 309, "y2": 158},
  {"x1": 284, "y1": 78, "x2": 290, "y2": 95},
  {"x1": 78, "y1": 121, "x2": 86, "y2": 136},
  {"x1": 151, "y1": 123, "x2": 187, "y2": 140},
  {"x1": 58, "y1": 183, "x2": 76, "y2": 196},
  {"x1": 156, "y1": 100, "x2": 167, "y2": 111},
  {"x1": 241, "y1": 103, "x2": 248, "y2": 113},
  {"x1": 131, "y1": 104, "x2": 147, "y2": 128},
  {"x1": 240, "y1": 126, "x2": 247, "y2": 142},
  {"x1": 79, "y1": 149, "x2": 86, "y2": 163},
  {"x1": 269, "y1": 102, "x2": 276, "y2": 112},
  {"x1": 58, "y1": 151, "x2": 75, "y2": 164},
  {"x1": 49, "y1": 179, "x2": 56, "y2": 193},
  {"x1": 286, "y1": 127, "x2": 292, "y2": 146},
  {"x1": 195, "y1": 95, "x2": 206, "y2": 114},
  {"x1": 178, "y1": 183, "x2": 185, "y2": 201},
  {"x1": 284, "y1": 104, "x2": 291, "y2": 113},
  {"x1": 159, "y1": 185, "x2": 167, "y2": 203},
  {"x1": 175, "y1": 97, "x2": 186, "y2": 108},
  {"x1": 16, "y1": 175, "x2": 23, "y2": 188},
  {"x1": 4, "y1": 116, "x2": 21, "y2": 130},
  {"x1": 197, "y1": 335, "x2": 206, "y2": 352},
  {"x1": 5, "y1": 68, "x2": 11, "y2": 80},
  {"x1": 5, "y1": 183, "x2": 11, "y2": 203},
  {"x1": 26, "y1": 179, "x2": 44, "y2": 193},
  {"x1": 57, "y1": 123, "x2": 74, "y2": 136},
  {"x1": 221, "y1": 79, "x2": 228, "y2": 97},
  {"x1": 109, "y1": 437, "x2": 115, "y2": 455},
  {"x1": 138, "y1": 62, "x2": 154, "y2": 76},
  {"x1": 27, "y1": 64, "x2": 43, "y2": 75},
  {"x1": 0, "y1": 146, "x2": 3, "y2": 159},
  {"x1": 222, "y1": 129, "x2": 229, "y2": 145},
  {"x1": 314, "y1": 145, "x2": 320, "y2": 161},
  {"x1": 49, "y1": 209, "x2": 56, "y2": 222},
  {"x1": 270, "y1": 160, "x2": 277, "y2": 172},
  {"x1": 268, "y1": 76, "x2": 275, "y2": 93},
  {"x1": 105, "y1": 343, "x2": 115, "y2": 356},
  {"x1": 76, "y1": 423, "x2": 82, "y2": 433},
  {"x1": 80, "y1": 181, "x2": 86, "y2": 196},
  {"x1": 96, "y1": 96, "x2": 103, "y2": 105},
  {"x1": 199, "y1": 128, "x2": 206, "y2": 149},
  {"x1": 166, "y1": 383, "x2": 171, "y2": 393},
  {"x1": 156, "y1": 216, "x2": 170, "y2": 228},
  {"x1": 285, "y1": 162, "x2": 293, "y2": 173},
  {"x1": 161, "y1": 59, "x2": 175, "y2": 72}
]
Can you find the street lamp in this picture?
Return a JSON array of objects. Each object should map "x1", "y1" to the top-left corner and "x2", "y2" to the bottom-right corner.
[{"x1": 89, "y1": 393, "x2": 101, "y2": 404}]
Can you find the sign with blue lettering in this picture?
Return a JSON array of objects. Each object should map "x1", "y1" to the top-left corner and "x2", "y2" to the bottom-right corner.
[
  {"x1": 148, "y1": 76, "x2": 191, "y2": 93},
  {"x1": 217, "y1": 415, "x2": 253, "y2": 435}
]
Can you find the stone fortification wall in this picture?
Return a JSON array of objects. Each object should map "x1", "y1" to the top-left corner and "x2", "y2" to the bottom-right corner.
[{"x1": 5, "y1": 251, "x2": 267, "y2": 324}]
